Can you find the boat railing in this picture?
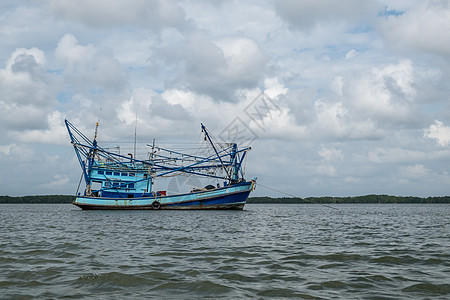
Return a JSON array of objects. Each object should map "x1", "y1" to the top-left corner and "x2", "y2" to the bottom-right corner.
[{"x1": 93, "y1": 161, "x2": 150, "y2": 172}]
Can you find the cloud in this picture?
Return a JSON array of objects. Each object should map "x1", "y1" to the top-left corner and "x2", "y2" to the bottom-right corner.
[
  {"x1": 47, "y1": 0, "x2": 186, "y2": 30},
  {"x1": 214, "y1": 37, "x2": 267, "y2": 86},
  {"x1": 12, "y1": 111, "x2": 67, "y2": 144},
  {"x1": 280, "y1": 89, "x2": 315, "y2": 126},
  {"x1": 117, "y1": 90, "x2": 190, "y2": 125},
  {"x1": 2, "y1": 1, "x2": 450, "y2": 197},
  {"x1": 37, "y1": 174, "x2": 70, "y2": 190},
  {"x1": 400, "y1": 164, "x2": 429, "y2": 179},
  {"x1": 162, "y1": 34, "x2": 268, "y2": 101},
  {"x1": 345, "y1": 49, "x2": 357, "y2": 60},
  {"x1": 338, "y1": 60, "x2": 418, "y2": 127},
  {"x1": 55, "y1": 34, "x2": 96, "y2": 69},
  {"x1": 55, "y1": 33, "x2": 128, "y2": 92},
  {"x1": 313, "y1": 164, "x2": 338, "y2": 177},
  {"x1": 379, "y1": 0, "x2": 450, "y2": 57},
  {"x1": 313, "y1": 99, "x2": 382, "y2": 140},
  {"x1": 425, "y1": 120, "x2": 450, "y2": 146},
  {"x1": 0, "y1": 47, "x2": 52, "y2": 131},
  {"x1": 319, "y1": 146, "x2": 343, "y2": 161},
  {"x1": 0, "y1": 142, "x2": 76, "y2": 195},
  {"x1": 0, "y1": 143, "x2": 17, "y2": 156},
  {"x1": 257, "y1": 61, "x2": 420, "y2": 142},
  {"x1": 274, "y1": 0, "x2": 380, "y2": 30},
  {"x1": 3, "y1": 47, "x2": 47, "y2": 99},
  {"x1": 0, "y1": 143, "x2": 34, "y2": 161},
  {"x1": 361, "y1": 147, "x2": 426, "y2": 164}
]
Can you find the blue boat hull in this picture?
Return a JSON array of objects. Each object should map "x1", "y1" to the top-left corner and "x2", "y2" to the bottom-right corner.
[{"x1": 73, "y1": 182, "x2": 252, "y2": 210}]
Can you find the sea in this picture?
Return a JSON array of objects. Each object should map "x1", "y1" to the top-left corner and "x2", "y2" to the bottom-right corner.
[{"x1": 0, "y1": 203, "x2": 449, "y2": 299}]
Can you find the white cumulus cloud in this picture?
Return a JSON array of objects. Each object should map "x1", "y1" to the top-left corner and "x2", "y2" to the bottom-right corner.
[
  {"x1": 425, "y1": 120, "x2": 450, "y2": 146},
  {"x1": 379, "y1": 0, "x2": 450, "y2": 57}
]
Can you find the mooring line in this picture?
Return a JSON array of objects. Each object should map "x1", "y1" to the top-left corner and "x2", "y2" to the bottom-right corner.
[{"x1": 256, "y1": 182, "x2": 340, "y2": 211}]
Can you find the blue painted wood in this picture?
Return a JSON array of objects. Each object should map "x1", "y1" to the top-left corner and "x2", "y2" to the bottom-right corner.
[
  {"x1": 66, "y1": 119, "x2": 255, "y2": 210},
  {"x1": 74, "y1": 182, "x2": 252, "y2": 210}
]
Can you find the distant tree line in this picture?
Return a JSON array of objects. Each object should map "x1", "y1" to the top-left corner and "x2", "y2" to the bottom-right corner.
[
  {"x1": 1, "y1": 194, "x2": 450, "y2": 204},
  {"x1": 0, "y1": 195, "x2": 75, "y2": 204},
  {"x1": 248, "y1": 194, "x2": 450, "y2": 204}
]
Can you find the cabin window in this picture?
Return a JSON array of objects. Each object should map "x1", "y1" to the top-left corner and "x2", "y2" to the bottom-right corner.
[
  {"x1": 121, "y1": 172, "x2": 128, "y2": 176},
  {"x1": 128, "y1": 183, "x2": 135, "y2": 189},
  {"x1": 105, "y1": 171, "x2": 112, "y2": 175},
  {"x1": 112, "y1": 181, "x2": 121, "y2": 187},
  {"x1": 97, "y1": 170, "x2": 104, "y2": 175},
  {"x1": 114, "y1": 172, "x2": 120, "y2": 176},
  {"x1": 129, "y1": 173, "x2": 135, "y2": 176}
]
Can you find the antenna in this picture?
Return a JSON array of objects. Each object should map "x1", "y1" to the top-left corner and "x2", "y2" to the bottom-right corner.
[
  {"x1": 151, "y1": 138, "x2": 155, "y2": 159},
  {"x1": 133, "y1": 97, "x2": 138, "y2": 160},
  {"x1": 94, "y1": 120, "x2": 99, "y2": 141}
]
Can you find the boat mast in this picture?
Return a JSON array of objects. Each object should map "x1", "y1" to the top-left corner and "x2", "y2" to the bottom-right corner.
[
  {"x1": 133, "y1": 100, "x2": 138, "y2": 160},
  {"x1": 201, "y1": 123, "x2": 232, "y2": 181},
  {"x1": 86, "y1": 120, "x2": 99, "y2": 196},
  {"x1": 230, "y1": 143, "x2": 239, "y2": 182}
]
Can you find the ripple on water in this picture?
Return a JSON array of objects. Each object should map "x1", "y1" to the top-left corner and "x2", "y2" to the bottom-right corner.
[
  {"x1": 370, "y1": 255, "x2": 421, "y2": 265},
  {"x1": 74, "y1": 272, "x2": 153, "y2": 290},
  {"x1": 257, "y1": 287, "x2": 316, "y2": 298},
  {"x1": 151, "y1": 280, "x2": 233, "y2": 295},
  {"x1": 402, "y1": 283, "x2": 450, "y2": 295},
  {"x1": 1, "y1": 204, "x2": 449, "y2": 299}
]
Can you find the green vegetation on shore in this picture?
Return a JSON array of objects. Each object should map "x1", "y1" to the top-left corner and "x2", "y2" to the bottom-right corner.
[
  {"x1": 0, "y1": 195, "x2": 75, "y2": 204},
  {"x1": 1, "y1": 194, "x2": 450, "y2": 204}
]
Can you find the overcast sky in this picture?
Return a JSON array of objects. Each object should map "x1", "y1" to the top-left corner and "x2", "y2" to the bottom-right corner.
[{"x1": 1, "y1": 0, "x2": 450, "y2": 197}]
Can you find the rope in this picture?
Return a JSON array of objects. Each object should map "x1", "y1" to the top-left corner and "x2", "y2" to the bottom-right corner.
[
  {"x1": 76, "y1": 173, "x2": 83, "y2": 196},
  {"x1": 256, "y1": 182, "x2": 339, "y2": 210}
]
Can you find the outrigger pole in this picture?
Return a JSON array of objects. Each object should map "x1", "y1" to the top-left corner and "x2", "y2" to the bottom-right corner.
[
  {"x1": 201, "y1": 123, "x2": 232, "y2": 180},
  {"x1": 65, "y1": 119, "x2": 252, "y2": 195}
]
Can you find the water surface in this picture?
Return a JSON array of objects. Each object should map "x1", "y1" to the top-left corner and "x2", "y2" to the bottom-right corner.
[{"x1": 1, "y1": 204, "x2": 449, "y2": 299}]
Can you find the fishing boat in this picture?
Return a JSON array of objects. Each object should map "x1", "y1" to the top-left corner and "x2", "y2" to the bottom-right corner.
[{"x1": 65, "y1": 119, "x2": 255, "y2": 210}]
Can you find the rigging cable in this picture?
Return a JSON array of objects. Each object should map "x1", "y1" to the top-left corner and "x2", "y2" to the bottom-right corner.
[
  {"x1": 76, "y1": 172, "x2": 83, "y2": 196},
  {"x1": 256, "y1": 182, "x2": 339, "y2": 210}
]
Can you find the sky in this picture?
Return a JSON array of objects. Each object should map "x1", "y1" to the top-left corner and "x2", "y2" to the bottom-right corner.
[{"x1": 1, "y1": 0, "x2": 450, "y2": 197}]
